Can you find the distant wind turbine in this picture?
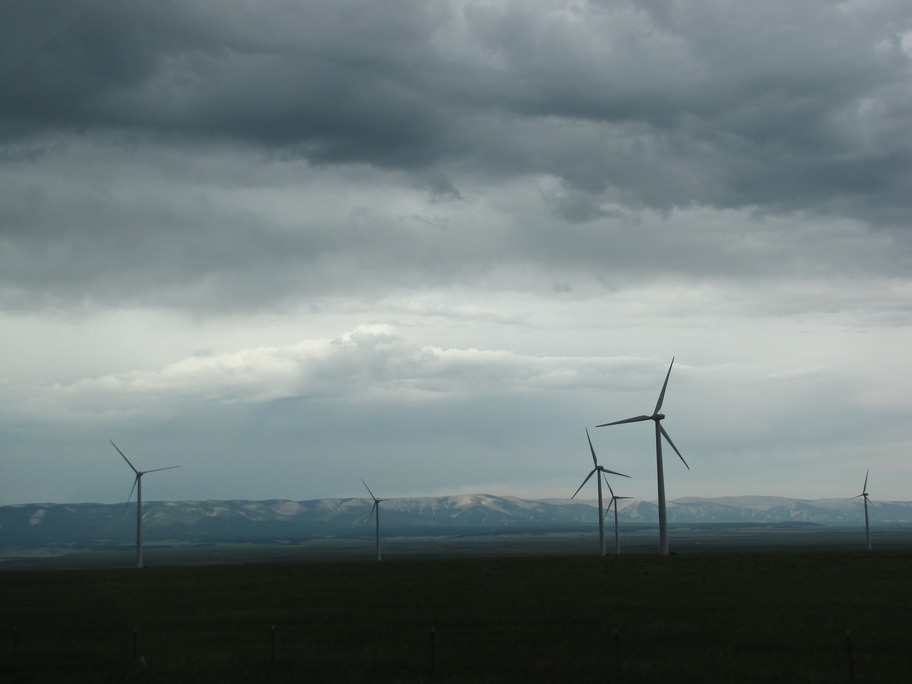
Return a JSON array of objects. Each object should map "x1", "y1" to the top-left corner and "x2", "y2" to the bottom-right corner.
[
  {"x1": 603, "y1": 477, "x2": 633, "y2": 555},
  {"x1": 571, "y1": 428, "x2": 630, "y2": 556},
  {"x1": 110, "y1": 439, "x2": 180, "y2": 569},
  {"x1": 850, "y1": 470, "x2": 873, "y2": 551},
  {"x1": 362, "y1": 479, "x2": 386, "y2": 561},
  {"x1": 597, "y1": 358, "x2": 689, "y2": 555}
]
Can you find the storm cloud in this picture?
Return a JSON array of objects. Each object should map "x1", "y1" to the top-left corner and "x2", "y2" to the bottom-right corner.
[{"x1": 2, "y1": 1, "x2": 911, "y2": 506}]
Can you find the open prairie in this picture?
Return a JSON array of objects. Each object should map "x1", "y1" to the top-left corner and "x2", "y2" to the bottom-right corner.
[{"x1": 2, "y1": 542, "x2": 911, "y2": 682}]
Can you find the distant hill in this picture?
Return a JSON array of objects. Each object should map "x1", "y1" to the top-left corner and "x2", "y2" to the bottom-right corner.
[{"x1": 3, "y1": 495, "x2": 911, "y2": 550}]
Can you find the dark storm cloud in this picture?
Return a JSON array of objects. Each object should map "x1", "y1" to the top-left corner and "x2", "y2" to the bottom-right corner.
[
  {"x1": 2, "y1": 0, "x2": 910, "y2": 223},
  {"x1": 0, "y1": 0, "x2": 455, "y2": 166},
  {"x1": 5, "y1": 2, "x2": 912, "y2": 508}
]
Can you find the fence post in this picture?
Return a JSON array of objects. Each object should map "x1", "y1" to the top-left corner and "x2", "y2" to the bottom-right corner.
[
  {"x1": 845, "y1": 629, "x2": 854, "y2": 684},
  {"x1": 613, "y1": 627, "x2": 621, "y2": 682}
]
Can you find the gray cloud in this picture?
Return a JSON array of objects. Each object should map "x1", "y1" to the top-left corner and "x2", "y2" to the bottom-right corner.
[
  {"x1": 3, "y1": 1, "x2": 910, "y2": 222},
  {"x1": 3, "y1": 2, "x2": 912, "y2": 507}
]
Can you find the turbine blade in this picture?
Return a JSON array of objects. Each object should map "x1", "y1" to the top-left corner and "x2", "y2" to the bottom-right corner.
[
  {"x1": 572, "y1": 469, "x2": 596, "y2": 499},
  {"x1": 361, "y1": 478, "x2": 377, "y2": 501},
  {"x1": 109, "y1": 439, "x2": 138, "y2": 474},
  {"x1": 603, "y1": 478, "x2": 634, "y2": 504},
  {"x1": 863, "y1": 469, "x2": 869, "y2": 494},
  {"x1": 585, "y1": 427, "x2": 598, "y2": 467},
  {"x1": 144, "y1": 465, "x2": 181, "y2": 474},
  {"x1": 596, "y1": 415, "x2": 651, "y2": 427},
  {"x1": 600, "y1": 467, "x2": 631, "y2": 479},
  {"x1": 654, "y1": 357, "x2": 675, "y2": 414},
  {"x1": 127, "y1": 475, "x2": 138, "y2": 505},
  {"x1": 659, "y1": 425, "x2": 689, "y2": 470},
  {"x1": 367, "y1": 500, "x2": 378, "y2": 521}
]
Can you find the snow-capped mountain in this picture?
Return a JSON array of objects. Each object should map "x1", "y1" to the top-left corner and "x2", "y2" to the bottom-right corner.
[{"x1": 2, "y1": 495, "x2": 911, "y2": 549}]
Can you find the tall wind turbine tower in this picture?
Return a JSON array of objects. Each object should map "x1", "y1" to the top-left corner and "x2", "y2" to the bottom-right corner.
[
  {"x1": 603, "y1": 477, "x2": 632, "y2": 555},
  {"x1": 362, "y1": 479, "x2": 386, "y2": 561},
  {"x1": 851, "y1": 470, "x2": 873, "y2": 551},
  {"x1": 597, "y1": 358, "x2": 689, "y2": 555},
  {"x1": 110, "y1": 440, "x2": 180, "y2": 569},
  {"x1": 571, "y1": 428, "x2": 629, "y2": 556}
]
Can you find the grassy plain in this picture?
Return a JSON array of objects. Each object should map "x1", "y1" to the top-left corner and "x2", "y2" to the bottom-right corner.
[{"x1": 2, "y1": 530, "x2": 912, "y2": 683}]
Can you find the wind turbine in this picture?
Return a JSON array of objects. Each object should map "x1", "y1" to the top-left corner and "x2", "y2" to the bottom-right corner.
[
  {"x1": 603, "y1": 477, "x2": 633, "y2": 555},
  {"x1": 850, "y1": 470, "x2": 873, "y2": 551},
  {"x1": 571, "y1": 428, "x2": 630, "y2": 556},
  {"x1": 597, "y1": 358, "x2": 689, "y2": 555},
  {"x1": 110, "y1": 439, "x2": 180, "y2": 569},
  {"x1": 362, "y1": 479, "x2": 386, "y2": 561}
]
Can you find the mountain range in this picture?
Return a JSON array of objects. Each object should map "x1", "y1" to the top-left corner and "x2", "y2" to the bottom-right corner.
[{"x1": 3, "y1": 495, "x2": 912, "y2": 550}]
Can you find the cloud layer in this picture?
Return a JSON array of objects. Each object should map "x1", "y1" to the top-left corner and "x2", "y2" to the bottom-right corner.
[{"x1": 2, "y1": 1, "x2": 911, "y2": 508}]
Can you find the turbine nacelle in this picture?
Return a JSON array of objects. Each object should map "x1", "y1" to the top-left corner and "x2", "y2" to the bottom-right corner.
[
  {"x1": 574, "y1": 428, "x2": 630, "y2": 556},
  {"x1": 849, "y1": 470, "x2": 871, "y2": 502},
  {"x1": 852, "y1": 469, "x2": 873, "y2": 552},
  {"x1": 110, "y1": 440, "x2": 180, "y2": 504},
  {"x1": 109, "y1": 439, "x2": 180, "y2": 569},
  {"x1": 361, "y1": 478, "x2": 385, "y2": 561},
  {"x1": 596, "y1": 357, "x2": 686, "y2": 555},
  {"x1": 596, "y1": 465, "x2": 628, "y2": 477}
]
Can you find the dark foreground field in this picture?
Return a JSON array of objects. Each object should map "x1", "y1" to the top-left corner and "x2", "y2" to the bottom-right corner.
[{"x1": 2, "y1": 548, "x2": 911, "y2": 683}]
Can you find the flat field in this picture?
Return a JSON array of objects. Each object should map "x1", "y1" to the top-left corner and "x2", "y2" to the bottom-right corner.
[{"x1": 2, "y1": 545, "x2": 911, "y2": 683}]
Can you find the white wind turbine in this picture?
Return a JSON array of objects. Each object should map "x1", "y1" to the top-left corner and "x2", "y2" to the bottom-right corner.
[
  {"x1": 603, "y1": 477, "x2": 633, "y2": 555},
  {"x1": 110, "y1": 439, "x2": 180, "y2": 569},
  {"x1": 571, "y1": 428, "x2": 630, "y2": 556},
  {"x1": 597, "y1": 358, "x2": 689, "y2": 555},
  {"x1": 362, "y1": 479, "x2": 387, "y2": 561},
  {"x1": 850, "y1": 470, "x2": 873, "y2": 551}
]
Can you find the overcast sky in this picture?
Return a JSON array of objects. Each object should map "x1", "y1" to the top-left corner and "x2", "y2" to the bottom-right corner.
[{"x1": 2, "y1": 0, "x2": 911, "y2": 507}]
